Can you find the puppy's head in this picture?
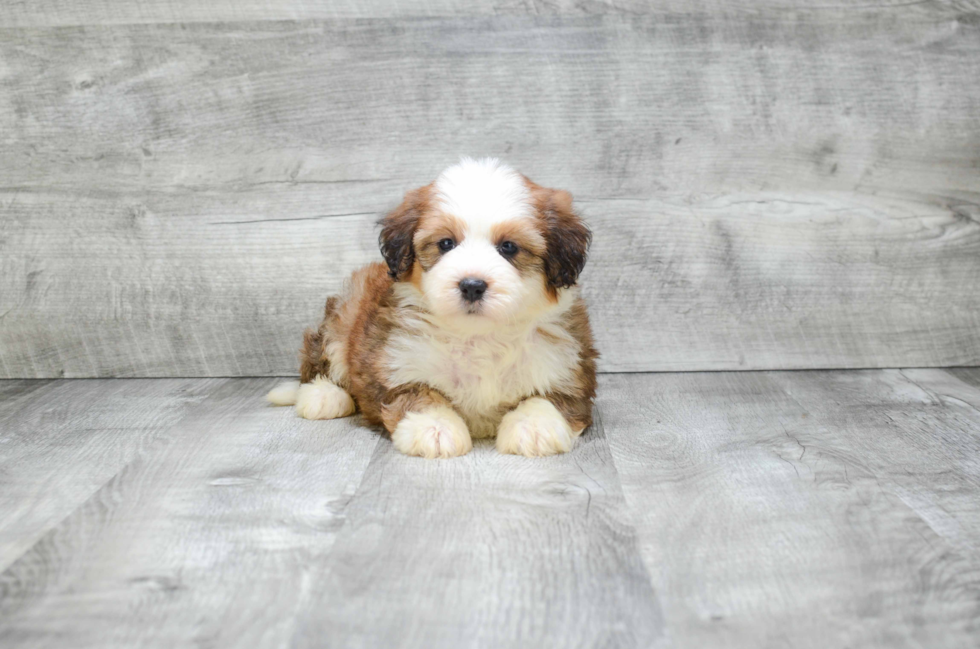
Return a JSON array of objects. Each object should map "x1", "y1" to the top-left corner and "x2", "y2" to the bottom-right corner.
[{"x1": 379, "y1": 158, "x2": 590, "y2": 324}]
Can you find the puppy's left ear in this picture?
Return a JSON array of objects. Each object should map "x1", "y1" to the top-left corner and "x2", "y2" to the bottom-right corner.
[
  {"x1": 378, "y1": 185, "x2": 430, "y2": 280},
  {"x1": 534, "y1": 187, "x2": 592, "y2": 289}
]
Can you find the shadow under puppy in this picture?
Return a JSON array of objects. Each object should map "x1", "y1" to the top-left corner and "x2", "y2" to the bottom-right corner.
[{"x1": 268, "y1": 158, "x2": 598, "y2": 458}]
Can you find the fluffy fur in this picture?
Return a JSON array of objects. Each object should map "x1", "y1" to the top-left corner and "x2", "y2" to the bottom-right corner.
[{"x1": 269, "y1": 158, "x2": 598, "y2": 458}]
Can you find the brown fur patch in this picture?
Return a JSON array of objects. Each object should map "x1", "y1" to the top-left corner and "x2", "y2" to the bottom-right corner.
[
  {"x1": 413, "y1": 212, "x2": 467, "y2": 271},
  {"x1": 380, "y1": 386, "x2": 450, "y2": 433},
  {"x1": 489, "y1": 218, "x2": 549, "y2": 278},
  {"x1": 489, "y1": 219, "x2": 547, "y2": 255},
  {"x1": 407, "y1": 259, "x2": 424, "y2": 290},
  {"x1": 341, "y1": 263, "x2": 399, "y2": 427},
  {"x1": 299, "y1": 296, "x2": 339, "y2": 384},
  {"x1": 539, "y1": 298, "x2": 599, "y2": 432},
  {"x1": 378, "y1": 184, "x2": 433, "y2": 280},
  {"x1": 523, "y1": 177, "x2": 592, "y2": 291}
]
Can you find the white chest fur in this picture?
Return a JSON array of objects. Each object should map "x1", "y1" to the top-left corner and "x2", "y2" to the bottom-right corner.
[{"x1": 385, "y1": 315, "x2": 581, "y2": 438}]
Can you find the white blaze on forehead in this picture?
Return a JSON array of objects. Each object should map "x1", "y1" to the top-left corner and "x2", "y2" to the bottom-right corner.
[{"x1": 434, "y1": 158, "x2": 532, "y2": 238}]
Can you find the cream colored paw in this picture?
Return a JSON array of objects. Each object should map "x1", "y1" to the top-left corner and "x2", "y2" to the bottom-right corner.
[
  {"x1": 392, "y1": 405, "x2": 472, "y2": 459},
  {"x1": 496, "y1": 397, "x2": 576, "y2": 457},
  {"x1": 295, "y1": 376, "x2": 356, "y2": 420}
]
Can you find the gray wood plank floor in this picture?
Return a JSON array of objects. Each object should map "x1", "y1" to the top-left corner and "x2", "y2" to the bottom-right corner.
[{"x1": 2, "y1": 371, "x2": 979, "y2": 648}]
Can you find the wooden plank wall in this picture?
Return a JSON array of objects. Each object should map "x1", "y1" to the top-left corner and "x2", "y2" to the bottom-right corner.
[{"x1": 2, "y1": 2, "x2": 979, "y2": 377}]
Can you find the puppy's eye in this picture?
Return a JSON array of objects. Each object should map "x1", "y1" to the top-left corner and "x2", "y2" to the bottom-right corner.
[
  {"x1": 438, "y1": 238, "x2": 456, "y2": 252},
  {"x1": 498, "y1": 241, "x2": 518, "y2": 257}
]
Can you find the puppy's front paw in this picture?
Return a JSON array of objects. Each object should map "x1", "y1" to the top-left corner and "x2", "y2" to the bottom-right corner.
[
  {"x1": 496, "y1": 397, "x2": 576, "y2": 457},
  {"x1": 392, "y1": 406, "x2": 472, "y2": 459},
  {"x1": 295, "y1": 376, "x2": 356, "y2": 420}
]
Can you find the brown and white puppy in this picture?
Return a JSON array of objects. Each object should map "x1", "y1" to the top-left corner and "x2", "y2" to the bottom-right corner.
[{"x1": 268, "y1": 158, "x2": 597, "y2": 458}]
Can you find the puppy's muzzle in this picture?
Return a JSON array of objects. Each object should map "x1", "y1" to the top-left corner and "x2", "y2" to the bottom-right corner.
[{"x1": 458, "y1": 277, "x2": 488, "y2": 303}]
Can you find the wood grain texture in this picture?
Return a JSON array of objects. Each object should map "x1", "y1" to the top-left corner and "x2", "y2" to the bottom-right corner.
[
  {"x1": 0, "y1": 378, "x2": 380, "y2": 648},
  {"x1": 294, "y1": 420, "x2": 663, "y2": 649},
  {"x1": 7, "y1": 0, "x2": 979, "y2": 27},
  {"x1": 0, "y1": 378, "x2": 215, "y2": 569},
  {"x1": 3, "y1": 372, "x2": 980, "y2": 646},
  {"x1": 601, "y1": 369, "x2": 980, "y2": 648},
  {"x1": 2, "y1": 12, "x2": 979, "y2": 376}
]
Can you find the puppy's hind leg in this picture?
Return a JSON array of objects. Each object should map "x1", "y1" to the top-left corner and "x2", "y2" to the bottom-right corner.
[
  {"x1": 270, "y1": 295, "x2": 355, "y2": 419},
  {"x1": 294, "y1": 376, "x2": 356, "y2": 420},
  {"x1": 266, "y1": 377, "x2": 355, "y2": 420}
]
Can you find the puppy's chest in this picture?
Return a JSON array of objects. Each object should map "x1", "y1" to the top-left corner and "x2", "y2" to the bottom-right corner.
[{"x1": 386, "y1": 325, "x2": 578, "y2": 414}]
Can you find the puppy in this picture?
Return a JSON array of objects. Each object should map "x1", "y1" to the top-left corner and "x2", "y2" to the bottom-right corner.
[{"x1": 268, "y1": 158, "x2": 598, "y2": 458}]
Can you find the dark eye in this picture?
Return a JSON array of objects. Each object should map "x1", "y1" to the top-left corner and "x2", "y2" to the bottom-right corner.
[
  {"x1": 438, "y1": 238, "x2": 455, "y2": 252},
  {"x1": 498, "y1": 241, "x2": 518, "y2": 257}
]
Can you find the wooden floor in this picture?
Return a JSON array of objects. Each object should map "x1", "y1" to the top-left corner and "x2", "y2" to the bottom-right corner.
[{"x1": 2, "y1": 369, "x2": 979, "y2": 648}]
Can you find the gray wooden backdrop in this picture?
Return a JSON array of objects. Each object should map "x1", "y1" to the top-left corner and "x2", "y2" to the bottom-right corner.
[{"x1": 2, "y1": 1, "x2": 979, "y2": 378}]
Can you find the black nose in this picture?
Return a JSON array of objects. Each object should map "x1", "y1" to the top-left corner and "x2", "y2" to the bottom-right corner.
[{"x1": 458, "y1": 277, "x2": 488, "y2": 303}]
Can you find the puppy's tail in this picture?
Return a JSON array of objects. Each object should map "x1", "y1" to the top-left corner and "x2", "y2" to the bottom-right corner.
[{"x1": 267, "y1": 380, "x2": 301, "y2": 406}]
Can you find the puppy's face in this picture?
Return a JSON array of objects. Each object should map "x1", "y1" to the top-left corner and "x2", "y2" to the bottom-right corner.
[{"x1": 379, "y1": 159, "x2": 591, "y2": 325}]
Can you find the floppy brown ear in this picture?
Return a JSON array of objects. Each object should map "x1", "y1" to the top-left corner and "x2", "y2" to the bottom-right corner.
[
  {"x1": 532, "y1": 186, "x2": 592, "y2": 289},
  {"x1": 378, "y1": 186, "x2": 430, "y2": 280}
]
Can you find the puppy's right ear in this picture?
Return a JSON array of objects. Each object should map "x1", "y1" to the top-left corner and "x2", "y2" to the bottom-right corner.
[{"x1": 378, "y1": 186, "x2": 429, "y2": 280}]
